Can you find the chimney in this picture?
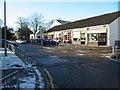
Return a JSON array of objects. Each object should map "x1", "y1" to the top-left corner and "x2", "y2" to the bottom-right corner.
[{"x1": 59, "y1": 18, "x2": 61, "y2": 20}]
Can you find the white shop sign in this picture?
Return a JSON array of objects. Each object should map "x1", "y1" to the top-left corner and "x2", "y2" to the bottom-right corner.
[
  {"x1": 87, "y1": 29, "x2": 107, "y2": 33},
  {"x1": 73, "y1": 31, "x2": 80, "y2": 38}
]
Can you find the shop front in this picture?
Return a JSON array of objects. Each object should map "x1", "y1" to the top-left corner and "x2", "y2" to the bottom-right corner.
[
  {"x1": 73, "y1": 31, "x2": 80, "y2": 44},
  {"x1": 63, "y1": 31, "x2": 71, "y2": 43},
  {"x1": 48, "y1": 32, "x2": 54, "y2": 39},
  {"x1": 87, "y1": 29, "x2": 107, "y2": 46}
]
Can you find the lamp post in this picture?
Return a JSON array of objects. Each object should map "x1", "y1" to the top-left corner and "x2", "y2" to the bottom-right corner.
[{"x1": 4, "y1": 0, "x2": 7, "y2": 56}]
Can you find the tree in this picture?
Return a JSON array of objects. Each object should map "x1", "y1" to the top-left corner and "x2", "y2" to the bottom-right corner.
[
  {"x1": 29, "y1": 13, "x2": 44, "y2": 38},
  {"x1": 16, "y1": 17, "x2": 27, "y2": 29},
  {"x1": 2, "y1": 27, "x2": 14, "y2": 40},
  {"x1": 15, "y1": 17, "x2": 33, "y2": 40},
  {"x1": 45, "y1": 20, "x2": 54, "y2": 31}
]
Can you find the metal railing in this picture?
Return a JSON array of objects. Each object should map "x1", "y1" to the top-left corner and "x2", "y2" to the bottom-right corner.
[
  {"x1": 0, "y1": 70, "x2": 19, "y2": 89},
  {"x1": 113, "y1": 40, "x2": 120, "y2": 60}
]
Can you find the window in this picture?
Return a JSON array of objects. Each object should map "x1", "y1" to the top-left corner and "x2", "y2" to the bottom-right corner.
[
  {"x1": 73, "y1": 38, "x2": 79, "y2": 41},
  {"x1": 81, "y1": 33, "x2": 85, "y2": 40},
  {"x1": 37, "y1": 36, "x2": 40, "y2": 38},
  {"x1": 98, "y1": 33, "x2": 106, "y2": 42},
  {"x1": 88, "y1": 33, "x2": 98, "y2": 42}
]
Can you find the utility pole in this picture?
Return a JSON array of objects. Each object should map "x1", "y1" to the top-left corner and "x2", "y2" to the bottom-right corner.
[{"x1": 4, "y1": 0, "x2": 7, "y2": 56}]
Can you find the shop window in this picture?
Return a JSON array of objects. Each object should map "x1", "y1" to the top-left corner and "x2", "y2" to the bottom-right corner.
[
  {"x1": 98, "y1": 33, "x2": 106, "y2": 42},
  {"x1": 37, "y1": 36, "x2": 40, "y2": 38},
  {"x1": 73, "y1": 38, "x2": 79, "y2": 41},
  {"x1": 88, "y1": 33, "x2": 98, "y2": 42},
  {"x1": 81, "y1": 33, "x2": 85, "y2": 40}
]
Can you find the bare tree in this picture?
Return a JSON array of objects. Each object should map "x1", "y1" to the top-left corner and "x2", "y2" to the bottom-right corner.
[
  {"x1": 16, "y1": 17, "x2": 32, "y2": 40},
  {"x1": 16, "y1": 17, "x2": 27, "y2": 29},
  {"x1": 45, "y1": 20, "x2": 54, "y2": 31},
  {"x1": 29, "y1": 13, "x2": 44, "y2": 38}
]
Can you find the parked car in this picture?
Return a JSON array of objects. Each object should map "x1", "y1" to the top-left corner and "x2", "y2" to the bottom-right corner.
[
  {"x1": 41, "y1": 39, "x2": 59, "y2": 46},
  {"x1": 34, "y1": 39, "x2": 44, "y2": 44},
  {"x1": 16, "y1": 39, "x2": 27, "y2": 44}
]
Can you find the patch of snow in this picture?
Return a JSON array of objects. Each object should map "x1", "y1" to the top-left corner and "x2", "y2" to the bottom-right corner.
[
  {"x1": 20, "y1": 76, "x2": 36, "y2": 88},
  {"x1": 107, "y1": 57, "x2": 120, "y2": 63},
  {"x1": 1, "y1": 48, "x2": 45, "y2": 89},
  {"x1": 33, "y1": 67, "x2": 45, "y2": 88}
]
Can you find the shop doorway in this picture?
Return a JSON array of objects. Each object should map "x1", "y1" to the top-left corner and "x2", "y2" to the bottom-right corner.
[
  {"x1": 81, "y1": 33, "x2": 86, "y2": 45},
  {"x1": 98, "y1": 33, "x2": 107, "y2": 46}
]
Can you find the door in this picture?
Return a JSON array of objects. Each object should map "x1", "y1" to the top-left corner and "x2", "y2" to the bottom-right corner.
[{"x1": 98, "y1": 33, "x2": 107, "y2": 46}]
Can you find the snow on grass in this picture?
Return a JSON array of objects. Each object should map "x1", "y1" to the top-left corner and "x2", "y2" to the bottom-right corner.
[
  {"x1": 0, "y1": 48, "x2": 45, "y2": 89},
  {"x1": 0, "y1": 49, "x2": 26, "y2": 70}
]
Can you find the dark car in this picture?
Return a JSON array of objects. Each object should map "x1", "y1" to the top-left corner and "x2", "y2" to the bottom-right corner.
[
  {"x1": 28, "y1": 39, "x2": 37, "y2": 44},
  {"x1": 35, "y1": 39, "x2": 44, "y2": 44},
  {"x1": 41, "y1": 39, "x2": 59, "y2": 46}
]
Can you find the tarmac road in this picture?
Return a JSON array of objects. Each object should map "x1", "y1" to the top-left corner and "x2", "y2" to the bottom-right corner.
[{"x1": 18, "y1": 43, "x2": 120, "y2": 88}]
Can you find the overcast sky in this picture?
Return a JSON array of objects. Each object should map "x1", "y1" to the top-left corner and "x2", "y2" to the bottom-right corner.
[{"x1": 0, "y1": 0, "x2": 119, "y2": 30}]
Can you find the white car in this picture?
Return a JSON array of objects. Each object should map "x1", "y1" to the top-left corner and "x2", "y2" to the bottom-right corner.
[{"x1": 16, "y1": 39, "x2": 26, "y2": 44}]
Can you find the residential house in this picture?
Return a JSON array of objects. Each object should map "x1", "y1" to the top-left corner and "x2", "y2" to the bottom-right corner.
[
  {"x1": 15, "y1": 29, "x2": 33, "y2": 40},
  {"x1": 45, "y1": 11, "x2": 120, "y2": 47},
  {"x1": 50, "y1": 18, "x2": 70, "y2": 28},
  {"x1": 30, "y1": 29, "x2": 46, "y2": 39},
  {"x1": 47, "y1": 18, "x2": 70, "y2": 40}
]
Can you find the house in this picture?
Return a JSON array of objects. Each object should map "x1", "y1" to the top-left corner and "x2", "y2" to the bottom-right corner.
[
  {"x1": 47, "y1": 18, "x2": 70, "y2": 40},
  {"x1": 45, "y1": 11, "x2": 120, "y2": 47},
  {"x1": 30, "y1": 29, "x2": 46, "y2": 39},
  {"x1": 50, "y1": 18, "x2": 70, "y2": 28},
  {"x1": 15, "y1": 29, "x2": 33, "y2": 40}
]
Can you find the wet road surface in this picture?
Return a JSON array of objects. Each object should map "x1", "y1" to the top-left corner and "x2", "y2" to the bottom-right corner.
[{"x1": 18, "y1": 43, "x2": 120, "y2": 88}]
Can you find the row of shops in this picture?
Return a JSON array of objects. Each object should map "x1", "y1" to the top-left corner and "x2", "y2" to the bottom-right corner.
[
  {"x1": 44, "y1": 11, "x2": 120, "y2": 47},
  {"x1": 44, "y1": 25, "x2": 108, "y2": 47}
]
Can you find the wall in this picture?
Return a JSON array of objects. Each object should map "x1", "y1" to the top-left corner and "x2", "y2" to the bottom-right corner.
[
  {"x1": 109, "y1": 17, "x2": 120, "y2": 46},
  {"x1": 51, "y1": 20, "x2": 61, "y2": 28},
  {"x1": 30, "y1": 34, "x2": 34, "y2": 39}
]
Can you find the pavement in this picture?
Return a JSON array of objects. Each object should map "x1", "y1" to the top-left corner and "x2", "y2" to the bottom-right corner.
[{"x1": 0, "y1": 48, "x2": 44, "y2": 89}]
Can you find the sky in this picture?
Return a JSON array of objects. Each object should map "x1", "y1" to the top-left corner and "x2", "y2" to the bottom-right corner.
[{"x1": 0, "y1": 0, "x2": 119, "y2": 31}]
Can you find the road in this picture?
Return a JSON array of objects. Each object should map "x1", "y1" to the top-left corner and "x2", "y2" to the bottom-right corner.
[{"x1": 18, "y1": 43, "x2": 120, "y2": 88}]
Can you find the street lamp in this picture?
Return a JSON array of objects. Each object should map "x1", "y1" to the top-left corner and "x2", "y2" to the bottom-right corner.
[{"x1": 4, "y1": 0, "x2": 7, "y2": 56}]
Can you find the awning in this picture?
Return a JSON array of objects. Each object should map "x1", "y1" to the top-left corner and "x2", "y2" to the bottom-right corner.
[{"x1": 48, "y1": 32, "x2": 54, "y2": 35}]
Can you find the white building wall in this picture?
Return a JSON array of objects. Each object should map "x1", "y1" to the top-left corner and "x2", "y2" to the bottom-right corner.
[
  {"x1": 30, "y1": 34, "x2": 41, "y2": 39},
  {"x1": 109, "y1": 17, "x2": 120, "y2": 46},
  {"x1": 51, "y1": 20, "x2": 61, "y2": 28},
  {"x1": 30, "y1": 34, "x2": 34, "y2": 39}
]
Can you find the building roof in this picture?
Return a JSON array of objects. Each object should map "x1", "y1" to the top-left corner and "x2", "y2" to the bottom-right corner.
[
  {"x1": 46, "y1": 11, "x2": 120, "y2": 33},
  {"x1": 56, "y1": 19, "x2": 70, "y2": 24}
]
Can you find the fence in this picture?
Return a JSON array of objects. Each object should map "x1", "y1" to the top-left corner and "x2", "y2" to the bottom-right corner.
[
  {"x1": 8, "y1": 43, "x2": 36, "y2": 65},
  {"x1": 1, "y1": 43, "x2": 32, "y2": 89},
  {"x1": 0, "y1": 70, "x2": 19, "y2": 89}
]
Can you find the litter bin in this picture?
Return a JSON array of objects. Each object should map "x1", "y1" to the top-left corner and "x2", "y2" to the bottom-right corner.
[
  {"x1": 115, "y1": 40, "x2": 120, "y2": 46},
  {"x1": 114, "y1": 40, "x2": 120, "y2": 59}
]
